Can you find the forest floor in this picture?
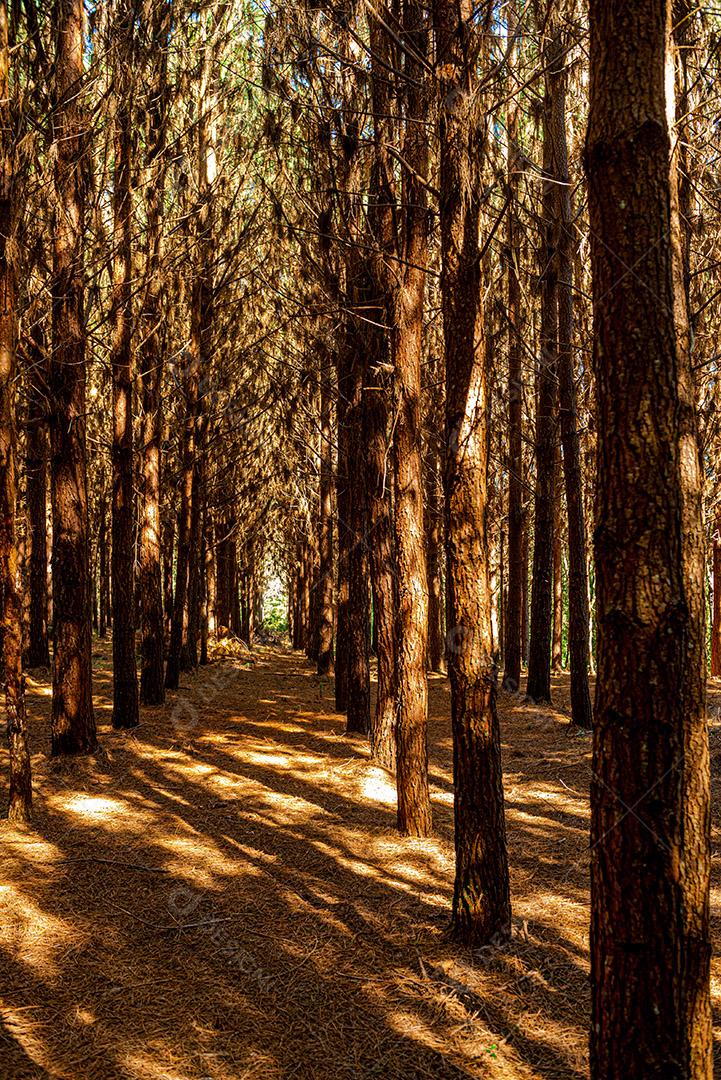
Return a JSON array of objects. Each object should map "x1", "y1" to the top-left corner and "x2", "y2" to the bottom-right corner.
[{"x1": 1, "y1": 641, "x2": 720, "y2": 1080}]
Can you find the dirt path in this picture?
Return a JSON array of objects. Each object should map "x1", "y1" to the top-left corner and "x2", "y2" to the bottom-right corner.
[{"x1": 1, "y1": 643, "x2": 719, "y2": 1079}]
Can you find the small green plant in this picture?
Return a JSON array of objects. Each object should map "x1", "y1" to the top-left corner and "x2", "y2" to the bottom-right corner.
[{"x1": 486, "y1": 1044, "x2": 498, "y2": 1059}]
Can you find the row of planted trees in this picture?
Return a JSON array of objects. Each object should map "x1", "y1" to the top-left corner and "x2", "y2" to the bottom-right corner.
[
  {"x1": 4, "y1": 0, "x2": 292, "y2": 806},
  {"x1": 264, "y1": 0, "x2": 717, "y2": 1075},
  {"x1": 0, "y1": 0, "x2": 718, "y2": 1075}
]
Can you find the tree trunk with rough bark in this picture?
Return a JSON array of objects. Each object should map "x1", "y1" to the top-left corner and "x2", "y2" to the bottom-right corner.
[
  {"x1": 435, "y1": 0, "x2": 511, "y2": 943},
  {"x1": 549, "y1": 39, "x2": 592, "y2": 728},
  {"x1": 50, "y1": 0, "x2": 95, "y2": 754},
  {"x1": 587, "y1": 1, "x2": 711, "y2": 1073},
  {"x1": 25, "y1": 323, "x2": 49, "y2": 669},
  {"x1": 110, "y1": 0, "x2": 139, "y2": 730},
  {"x1": 526, "y1": 29, "x2": 560, "y2": 706},
  {"x1": 138, "y1": 0, "x2": 170, "y2": 706},
  {"x1": 317, "y1": 351, "x2": 335, "y2": 676},
  {"x1": 0, "y1": 1, "x2": 31, "y2": 818}
]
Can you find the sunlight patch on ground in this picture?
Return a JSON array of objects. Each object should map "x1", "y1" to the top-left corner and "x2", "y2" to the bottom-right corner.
[
  {"x1": 361, "y1": 770, "x2": 397, "y2": 806},
  {"x1": 120, "y1": 1050, "x2": 195, "y2": 1080},
  {"x1": 0, "y1": 885, "x2": 79, "y2": 977},
  {"x1": 63, "y1": 795, "x2": 126, "y2": 818}
]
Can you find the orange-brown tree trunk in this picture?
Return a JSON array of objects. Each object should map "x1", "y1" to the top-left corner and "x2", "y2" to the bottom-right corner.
[
  {"x1": 712, "y1": 512, "x2": 721, "y2": 676},
  {"x1": 316, "y1": 349, "x2": 335, "y2": 676},
  {"x1": 587, "y1": 1, "x2": 711, "y2": 1073},
  {"x1": 110, "y1": 0, "x2": 139, "y2": 729},
  {"x1": 25, "y1": 323, "x2": 49, "y2": 669},
  {"x1": 390, "y1": 1, "x2": 431, "y2": 836},
  {"x1": 526, "y1": 29, "x2": 559, "y2": 705},
  {"x1": 550, "y1": 40, "x2": 592, "y2": 728},
  {"x1": 138, "y1": 0, "x2": 170, "y2": 705},
  {"x1": 50, "y1": 0, "x2": 95, "y2": 754},
  {"x1": 502, "y1": 5, "x2": 524, "y2": 693},
  {"x1": 434, "y1": 0, "x2": 511, "y2": 943},
  {"x1": 0, "y1": 0, "x2": 30, "y2": 818}
]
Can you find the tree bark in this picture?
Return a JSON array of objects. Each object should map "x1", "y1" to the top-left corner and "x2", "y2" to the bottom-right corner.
[
  {"x1": 552, "y1": 500, "x2": 563, "y2": 672},
  {"x1": 425, "y1": 440, "x2": 445, "y2": 674},
  {"x1": 340, "y1": 317, "x2": 370, "y2": 736},
  {"x1": 110, "y1": 0, "x2": 139, "y2": 729},
  {"x1": 317, "y1": 350, "x2": 335, "y2": 676},
  {"x1": 165, "y1": 354, "x2": 198, "y2": 690},
  {"x1": 334, "y1": 350, "x2": 350, "y2": 712},
  {"x1": 24, "y1": 323, "x2": 49, "y2": 669},
  {"x1": 138, "y1": 0, "x2": 169, "y2": 706},
  {"x1": 525, "y1": 29, "x2": 560, "y2": 705},
  {"x1": 549, "y1": 40, "x2": 592, "y2": 728},
  {"x1": 362, "y1": 313, "x2": 396, "y2": 770},
  {"x1": 50, "y1": 0, "x2": 95, "y2": 754},
  {"x1": 712, "y1": 511, "x2": 721, "y2": 676},
  {"x1": 0, "y1": 0, "x2": 31, "y2": 819},
  {"x1": 587, "y1": 1, "x2": 711, "y2": 1073},
  {"x1": 434, "y1": 0, "x2": 511, "y2": 942},
  {"x1": 389, "y1": 1, "x2": 431, "y2": 836},
  {"x1": 501, "y1": 66, "x2": 525, "y2": 691}
]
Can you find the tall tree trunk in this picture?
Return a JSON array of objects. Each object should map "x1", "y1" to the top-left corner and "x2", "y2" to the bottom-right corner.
[
  {"x1": 138, "y1": 0, "x2": 170, "y2": 706},
  {"x1": 110, "y1": 0, "x2": 139, "y2": 730},
  {"x1": 526, "y1": 29, "x2": 559, "y2": 705},
  {"x1": 712, "y1": 511, "x2": 721, "y2": 676},
  {"x1": 163, "y1": 508, "x2": 174, "y2": 640},
  {"x1": 341, "y1": 318, "x2": 371, "y2": 736},
  {"x1": 435, "y1": 0, "x2": 511, "y2": 942},
  {"x1": 426, "y1": 441, "x2": 445, "y2": 675},
  {"x1": 391, "y1": 1, "x2": 431, "y2": 836},
  {"x1": 552, "y1": 499, "x2": 563, "y2": 672},
  {"x1": 0, "y1": 1, "x2": 30, "y2": 819},
  {"x1": 550, "y1": 39, "x2": 592, "y2": 728},
  {"x1": 587, "y1": 1, "x2": 711, "y2": 1074},
  {"x1": 50, "y1": 0, "x2": 95, "y2": 754},
  {"x1": 25, "y1": 323, "x2": 49, "y2": 669},
  {"x1": 502, "y1": 38, "x2": 524, "y2": 691},
  {"x1": 363, "y1": 314, "x2": 396, "y2": 770},
  {"x1": 165, "y1": 356, "x2": 198, "y2": 689},
  {"x1": 184, "y1": 451, "x2": 203, "y2": 671},
  {"x1": 316, "y1": 350, "x2": 335, "y2": 676},
  {"x1": 98, "y1": 494, "x2": 108, "y2": 639},
  {"x1": 334, "y1": 344, "x2": 350, "y2": 712}
]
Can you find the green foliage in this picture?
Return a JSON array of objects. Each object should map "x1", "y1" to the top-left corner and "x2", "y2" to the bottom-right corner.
[{"x1": 263, "y1": 590, "x2": 288, "y2": 636}]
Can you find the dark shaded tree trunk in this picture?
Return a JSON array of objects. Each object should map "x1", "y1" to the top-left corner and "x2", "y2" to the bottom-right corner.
[
  {"x1": 434, "y1": 0, "x2": 511, "y2": 942},
  {"x1": 316, "y1": 351, "x2": 335, "y2": 676},
  {"x1": 587, "y1": 1, "x2": 711, "y2": 1074},
  {"x1": 0, "y1": 0, "x2": 31, "y2": 819},
  {"x1": 183, "y1": 441, "x2": 204, "y2": 671},
  {"x1": 363, "y1": 314, "x2": 396, "y2": 770},
  {"x1": 24, "y1": 323, "x2": 49, "y2": 669},
  {"x1": 163, "y1": 509, "x2": 174, "y2": 641},
  {"x1": 525, "y1": 29, "x2": 559, "y2": 705},
  {"x1": 340, "y1": 318, "x2": 370, "y2": 736},
  {"x1": 552, "y1": 486, "x2": 563, "y2": 672},
  {"x1": 138, "y1": 0, "x2": 170, "y2": 706},
  {"x1": 165, "y1": 355, "x2": 199, "y2": 690},
  {"x1": 334, "y1": 349, "x2": 350, "y2": 712},
  {"x1": 501, "y1": 78, "x2": 524, "y2": 692},
  {"x1": 549, "y1": 41, "x2": 592, "y2": 728},
  {"x1": 98, "y1": 496, "x2": 109, "y2": 639},
  {"x1": 49, "y1": 0, "x2": 95, "y2": 754},
  {"x1": 712, "y1": 512, "x2": 721, "y2": 676},
  {"x1": 425, "y1": 442, "x2": 445, "y2": 675},
  {"x1": 110, "y1": 0, "x2": 139, "y2": 729}
]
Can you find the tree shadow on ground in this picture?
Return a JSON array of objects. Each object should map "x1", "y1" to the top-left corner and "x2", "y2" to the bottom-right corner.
[{"x1": 0, "y1": 643, "x2": 718, "y2": 1078}]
